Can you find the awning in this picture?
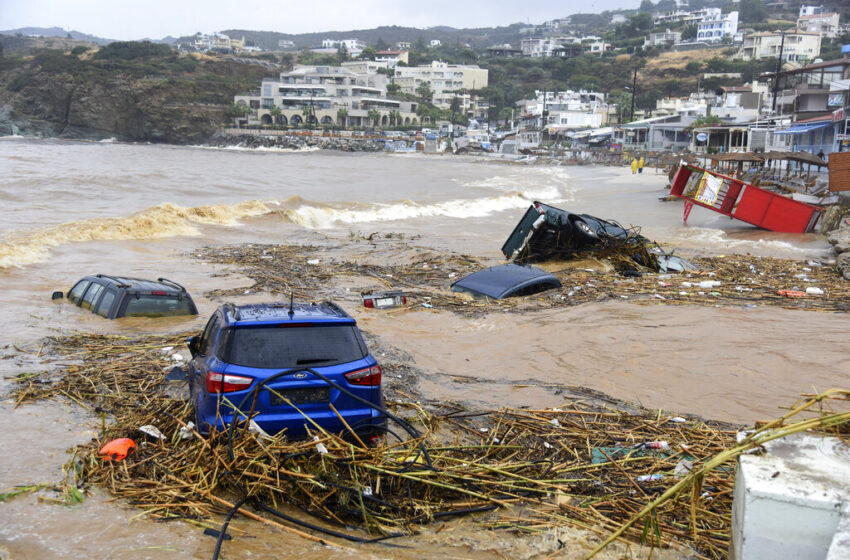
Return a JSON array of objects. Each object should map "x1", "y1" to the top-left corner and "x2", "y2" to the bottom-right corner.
[{"x1": 774, "y1": 121, "x2": 832, "y2": 135}]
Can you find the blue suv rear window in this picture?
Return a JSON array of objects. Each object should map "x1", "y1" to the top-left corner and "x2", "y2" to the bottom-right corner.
[{"x1": 219, "y1": 325, "x2": 368, "y2": 369}]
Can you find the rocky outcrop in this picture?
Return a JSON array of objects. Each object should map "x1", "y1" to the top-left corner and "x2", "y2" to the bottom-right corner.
[
  {"x1": 211, "y1": 133, "x2": 385, "y2": 152},
  {"x1": 825, "y1": 209, "x2": 850, "y2": 280},
  {"x1": 0, "y1": 54, "x2": 268, "y2": 143}
]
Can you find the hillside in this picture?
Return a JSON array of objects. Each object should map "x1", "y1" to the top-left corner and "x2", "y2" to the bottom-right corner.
[{"x1": 0, "y1": 44, "x2": 273, "y2": 143}]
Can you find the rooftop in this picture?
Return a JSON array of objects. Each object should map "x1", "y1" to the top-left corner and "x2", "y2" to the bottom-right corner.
[{"x1": 224, "y1": 302, "x2": 353, "y2": 325}]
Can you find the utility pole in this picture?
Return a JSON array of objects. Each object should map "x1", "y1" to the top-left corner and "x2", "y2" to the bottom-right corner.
[
  {"x1": 772, "y1": 30, "x2": 786, "y2": 113},
  {"x1": 630, "y1": 68, "x2": 637, "y2": 122},
  {"x1": 541, "y1": 90, "x2": 549, "y2": 131}
]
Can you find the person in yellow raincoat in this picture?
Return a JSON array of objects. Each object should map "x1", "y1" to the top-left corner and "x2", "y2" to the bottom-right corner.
[
  {"x1": 630, "y1": 158, "x2": 638, "y2": 174},
  {"x1": 638, "y1": 156, "x2": 645, "y2": 174}
]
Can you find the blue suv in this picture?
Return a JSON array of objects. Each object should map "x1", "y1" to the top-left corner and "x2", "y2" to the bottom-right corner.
[{"x1": 187, "y1": 301, "x2": 386, "y2": 441}]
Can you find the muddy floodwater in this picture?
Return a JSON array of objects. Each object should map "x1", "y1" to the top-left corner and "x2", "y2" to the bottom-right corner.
[{"x1": 0, "y1": 137, "x2": 846, "y2": 559}]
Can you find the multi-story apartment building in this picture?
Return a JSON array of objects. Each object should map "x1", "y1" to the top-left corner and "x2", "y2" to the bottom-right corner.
[
  {"x1": 797, "y1": 11, "x2": 841, "y2": 38},
  {"x1": 374, "y1": 50, "x2": 408, "y2": 68},
  {"x1": 234, "y1": 65, "x2": 419, "y2": 128},
  {"x1": 740, "y1": 31, "x2": 821, "y2": 62},
  {"x1": 432, "y1": 92, "x2": 489, "y2": 121},
  {"x1": 321, "y1": 39, "x2": 367, "y2": 51},
  {"x1": 393, "y1": 61, "x2": 488, "y2": 96},
  {"x1": 517, "y1": 90, "x2": 609, "y2": 130},
  {"x1": 696, "y1": 10, "x2": 739, "y2": 42}
]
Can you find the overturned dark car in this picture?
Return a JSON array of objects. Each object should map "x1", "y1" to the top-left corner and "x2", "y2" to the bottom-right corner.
[{"x1": 501, "y1": 202, "x2": 692, "y2": 273}]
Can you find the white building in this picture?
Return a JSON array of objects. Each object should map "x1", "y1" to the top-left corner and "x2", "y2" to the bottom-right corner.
[
  {"x1": 644, "y1": 29, "x2": 682, "y2": 47},
  {"x1": 321, "y1": 39, "x2": 367, "y2": 51},
  {"x1": 429, "y1": 39, "x2": 441, "y2": 47},
  {"x1": 740, "y1": 31, "x2": 821, "y2": 62},
  {"x1": 432, "y1": 92, "x2": 489, "y2": 120},
  {"x1": 278, "y1": 40, "x2": 296, "y2": 49},
  {"x1": 585, "y1": 40, "x2": 612, "y2": 55},
  {"x1": 374, "y1": 50, "x2": 408, "y2": 69},
  {"x1": 394, "y1": 61, "x2": 488, "y2": 96},
  {"x1": 799, "y1": 4, "x2": 827, "y2": 17},
  {"x1": 192, "y1": 32, "x2": 243, "y2": 53},
  {"x1": 797, "y1": 12, "x2": 841, "y2": 38},
  {"x1": 517, "y1": 90, "x2": 609, "y2": 131},
  {"x1": 234, "y1": 64, "x2": 419, "y2": 128},
  {"x1": 697, "y1": 10, "x2": 739, "y2": 42}
]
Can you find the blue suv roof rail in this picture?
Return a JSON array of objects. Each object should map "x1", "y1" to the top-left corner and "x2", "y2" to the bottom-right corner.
[
  {"x1": 95, "y1": 273, "x2": 131, "y2": 288},
  {"x1": 323, "y1": 301, "x2": 350, "y2": 318},
  {"x1": 157, "y1": 277, "x2": 188, "y2": 292},
  {"x1": 223, "y1": 302, "x2": 241, "y2": 321}
]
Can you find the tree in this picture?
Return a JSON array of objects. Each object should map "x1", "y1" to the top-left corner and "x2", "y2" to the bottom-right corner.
[
  {"x1": 681, "y1": 24, "x2": 698, "y2": 41},
  {"x1": 280, "y1": 52, "x2": 295, "y2": 71},
  {"x1": 368, "y1": 108, "x2": 381, "y2": 127},
  {"x1": 226, "y1": 102, "x2": 251, "y2": 124},
  {"x1": 414, "y1": 36, "x2": 426, "y2": 52},
  {"x1": 302, "y1": 104, "x2": 313, "y2": 128},
  {"x1": 740, "y1": 0, "x2": 768, "y2": 23},
  {"x1": 268, "y1": 105, "x2": 282, "y2": 125},
  {"x1": 639, "y1": 0, "x2": 655, "y2": 12},
  {"x1": 416, "y1": 81, "x2": 433, "y2": 102},
  {"x1": 387, "y1": 82, "x2": 402, "y2": 96},
  {"x1": 359, "y1": 47, "x2": 376, "y2": 60},
  {"x1": 337, "y1": 107, "x2": 348, "y2": 128},
  {"x1": 336, "y1": 42, "x2": 349, "y2": 63},
  {"x1": 375, "y1": 37, "x2": 389, "y2": 51}
]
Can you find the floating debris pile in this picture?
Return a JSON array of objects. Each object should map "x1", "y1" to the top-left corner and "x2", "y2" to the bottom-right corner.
[
  {"x1": 11, "y1": 334, "x2": 847, "y2": 558},
  {"x1": 195, "y1": 243, "x2": 850, "y2": 314}
]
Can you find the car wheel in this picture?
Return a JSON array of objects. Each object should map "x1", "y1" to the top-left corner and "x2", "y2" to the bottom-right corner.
[{"x1": 571, "y1": 218, "x2": 599, "y2": 241}]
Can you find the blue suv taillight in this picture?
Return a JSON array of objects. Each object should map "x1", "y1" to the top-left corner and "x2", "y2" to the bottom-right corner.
[
  {"x1": 345, "y1": 365, "x2": 382, "y2": 386},
  {"x1": 206, "y1": 371, "x2": 253, "y2": 393}
]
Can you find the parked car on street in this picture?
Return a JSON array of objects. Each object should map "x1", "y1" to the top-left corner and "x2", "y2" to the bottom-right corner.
[
  {"x1": 187, "y1": 301, "x2": 386, "y2": 442},
  {"x1": 53, "y1": 275, "x2": 198, "y2": 319}
]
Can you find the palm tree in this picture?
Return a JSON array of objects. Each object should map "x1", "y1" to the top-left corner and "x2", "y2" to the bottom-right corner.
[
  {"x1": 268, "y1": 105, "x2": 282, "y2": 127},
  {"x1": 336, "y1": 107, "x2": 349, "y2": 129},
  {"x1": 390, "y1": 109, "x2": 401, "y2": 127},
  {"x1": 301, "y1": 104, "x2": 312, "y2": 129},
  {"x1": 368, "y1": 109, "x2": 381, "y2": 128}
]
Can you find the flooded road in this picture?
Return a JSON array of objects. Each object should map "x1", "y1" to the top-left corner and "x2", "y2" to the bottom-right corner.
[{"x1": 0, "y1": 137, "x2": 844, "y2": 558}]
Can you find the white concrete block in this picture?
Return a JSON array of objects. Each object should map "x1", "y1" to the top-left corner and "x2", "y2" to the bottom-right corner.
[{"x1": 731, "y1": 433, "x2": 850, "y2": 560}]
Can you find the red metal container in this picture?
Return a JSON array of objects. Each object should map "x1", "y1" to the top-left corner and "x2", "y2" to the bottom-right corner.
[{"x1": 670, "y1": 164, "x2": 820, "y2": 233}]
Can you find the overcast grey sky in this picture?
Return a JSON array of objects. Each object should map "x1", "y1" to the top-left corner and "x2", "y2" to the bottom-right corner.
[{"x1": 2, "y1": 0, "x2": 641, "y2": 40}]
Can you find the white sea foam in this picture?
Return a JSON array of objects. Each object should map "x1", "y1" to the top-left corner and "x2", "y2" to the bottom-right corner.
[
  {"x1": 0, "y1": 200, "x2": 272, "y2": 269},
  {"x1": 284, "y1": 190, "x2": 560, "y2": 229},
  {"x1": 663, "y1": 227, "x2": 831, "y2": 256}
]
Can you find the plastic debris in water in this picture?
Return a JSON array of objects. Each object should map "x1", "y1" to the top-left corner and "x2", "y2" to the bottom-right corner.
[
  {"x1": 139, "y1": 425, "x2": 166, "y2": 440},
  {"x1": 637, "y1": 474, "x2": 663, "y2": 482},
  {"x1": 99, "y1": 438, "x2": 136, "y2": 461}
]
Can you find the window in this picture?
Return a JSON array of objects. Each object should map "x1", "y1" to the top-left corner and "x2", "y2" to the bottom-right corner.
[
  {"x1": 219, "y1": 325, "x2": 367, "y2": 369},
  {"x1": 95, "y1": 290, "x2": 117, "y2": 317},
  {"x1": 200, "y1": 315, "x2": 221, "y2": 355},
  {"x1": 80, "y1": 283, "x2": 104, "y2": 311},
  {"x1": 124, "y1": 295, "x2": 194, "y2": 318},
  {"x1": 68, "y1": 280, "x2": 90, "y2": 304}
]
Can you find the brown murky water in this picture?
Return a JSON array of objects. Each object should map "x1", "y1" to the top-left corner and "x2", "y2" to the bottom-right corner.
[{"x1": 0, "y1": 137, "x2": 844, "y2": 558}]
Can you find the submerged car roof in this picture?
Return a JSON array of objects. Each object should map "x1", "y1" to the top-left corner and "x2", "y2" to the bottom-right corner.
[
  {"x1": 88, "y1": 275, "x2": 188, "y2": 293},
  {"x1": 451, "y1": 264, "x2": 561, "y2": 299},
  {"x1": 222, "y1": 302, "x2": 355, "y2": 326}
]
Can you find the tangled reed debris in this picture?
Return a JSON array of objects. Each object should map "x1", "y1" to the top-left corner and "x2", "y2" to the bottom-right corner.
[
  {"x1": 196, "y1": 243, "x2": 850, "y2": 315},
  {"x1": 11, "y1": 333, "x2": 849, "y2": 557}
]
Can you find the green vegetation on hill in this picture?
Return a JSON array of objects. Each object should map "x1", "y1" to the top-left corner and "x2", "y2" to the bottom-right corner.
[{"x1": 0, "y1": 41, "x2": 273, "y2": 142}]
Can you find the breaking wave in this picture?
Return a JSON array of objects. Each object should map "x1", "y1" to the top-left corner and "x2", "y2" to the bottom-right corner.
[
  {"x1": 281, "y1": 188, "x2": 564, "y2": 229},
  {"x1": 1, "y1": 184, "x2": 570, "y2": 268},
  {"x1": 0, "y1": 200, "x2": 271, "y2": 269}
]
